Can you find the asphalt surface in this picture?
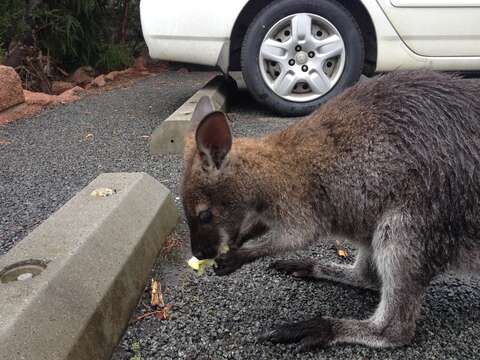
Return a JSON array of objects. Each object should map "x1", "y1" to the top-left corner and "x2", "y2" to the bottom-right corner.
[{"x1": 1, "y1": 72, "x2": 479, "y2": 359}]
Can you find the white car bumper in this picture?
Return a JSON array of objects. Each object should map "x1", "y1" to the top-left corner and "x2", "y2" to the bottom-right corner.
[{"x1": 140, "y1": 0, "x2": 248, "y2": 69}]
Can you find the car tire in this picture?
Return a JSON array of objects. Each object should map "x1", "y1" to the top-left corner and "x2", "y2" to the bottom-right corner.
[{"x1": 241, "y1": 0, "x2": 364, "y2": 116}]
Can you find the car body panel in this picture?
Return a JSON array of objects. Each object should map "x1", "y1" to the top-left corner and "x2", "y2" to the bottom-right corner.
[
  {"x1": 140, "y1": 0, "x2": 480, "y2": 72},
  {"x1": 140, "y1": 0, "x2": 248, "y2": 66},
  {"x1": 392, "y1": 0, "x2": 480, "y2": 6},
  {"x1": 377, "y1": 0, "x2": 480, "y2": 56}
]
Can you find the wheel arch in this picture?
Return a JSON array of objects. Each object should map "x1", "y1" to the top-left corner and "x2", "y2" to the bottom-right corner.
[{"x1": 229, "y1": 0, "x2": 377, "y2": 75}]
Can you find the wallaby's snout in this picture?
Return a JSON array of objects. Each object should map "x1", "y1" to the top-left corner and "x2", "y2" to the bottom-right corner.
[
  {"x1": 182, "y1": 97, "x2": 270, "y2": 263},
  {"x1": 182, "y1": 96, "x2": 248, "y2": 260},
  {"x1": 189, "y1": 218, "x2": 221, "y2": 260}
]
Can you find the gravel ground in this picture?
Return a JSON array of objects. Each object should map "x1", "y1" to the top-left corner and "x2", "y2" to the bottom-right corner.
[
  {"x1": 1, "y1": 72, "x2": 479, "y2": 359},
  {"x1": 0, "y1": 71, "x2": 213, "y2": 255}
]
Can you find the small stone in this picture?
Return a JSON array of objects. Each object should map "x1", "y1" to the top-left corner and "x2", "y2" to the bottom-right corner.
[
  {"x1": 58, "y1": 86, "x2": 85, "y2": 103},
  {"x1": 93, "y1": 74, "x2": 106, "y2": 88},
  {"x1": 51, "y1": 81, "x2": 74, "y2": 95},
  {"x1": 105, "y1": 71, "x2": 120, "y2": 81}
]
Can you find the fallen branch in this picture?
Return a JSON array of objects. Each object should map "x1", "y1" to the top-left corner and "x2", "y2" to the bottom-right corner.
[
  {"x1": 133, "y1": 279, "x2": 173, "y2": 322},
  {"x1": 134, "y1": 304, "x2": 173, "y2": 322}
]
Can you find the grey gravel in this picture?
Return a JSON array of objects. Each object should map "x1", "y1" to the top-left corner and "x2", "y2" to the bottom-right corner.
[
  {"x1": 1, "y1": 73, "x2": 479, "y2": 359},
  {"x1": 0, "y1": 71, "x2": 213, "y2": 255}
]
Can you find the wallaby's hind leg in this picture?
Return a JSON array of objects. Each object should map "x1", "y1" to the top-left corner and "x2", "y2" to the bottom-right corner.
[
  {"x1": 262, "y1": 211, "x2": 431, "y2": 351},
  {"x1": 271, "y1": 246, "x2": 379, "y2": 290}
]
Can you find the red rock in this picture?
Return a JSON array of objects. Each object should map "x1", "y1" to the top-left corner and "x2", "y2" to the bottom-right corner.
[
  {"x1": 69, "y1": 66, "x2": 94, "y2": 85},
  {"x1": 51, "y1": 81, "x2": 74, "y2": 95},
  {"x1": 0, "y1": 65, "x2": 25, "y2": 111},
  {"x1": 24, "y1": 90, "x2": 55, "y2": 106},
  {"x1": 24, "y1": 85, "x2": 85, "y2": 107},
  {"x1": 105, "y1": 71, "x2": 120, "y2": 81},
  {"x1": 1, "y1": 86, "x2": 85, "y2": 125},
  {"x1": 93, "y1": 74, "x2": 106, "y2": 87},
  {"x1": 119, "y1": 68, "x2": 134, "y2": 75},
  {"x1": 58, "y1": 86, "x2": 85, "y2": 103}
]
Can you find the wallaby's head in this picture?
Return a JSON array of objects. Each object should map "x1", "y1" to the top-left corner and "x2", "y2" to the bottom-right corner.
[{"x1": 181, "y1": 96, "x2": 260, "y2": 260}]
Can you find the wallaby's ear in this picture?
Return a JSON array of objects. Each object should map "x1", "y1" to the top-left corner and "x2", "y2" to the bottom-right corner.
[
  {"x1": 184, "y1": 96, "x2": 216, "y2": 160},
  {"x1": 195, "y1": 111, "x2": 232, "y2": 170},
  {"x1": 191, "y1": 96, "x2": 215, "y2": 127}
]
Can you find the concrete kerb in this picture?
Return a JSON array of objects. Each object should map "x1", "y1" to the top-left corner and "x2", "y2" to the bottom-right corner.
[
  {"x1": 0, "y1": 172, "x2": 178, "y2": 360},
  {"x1": 149, "y1": 75, "x2": 236, "y2": 155}
]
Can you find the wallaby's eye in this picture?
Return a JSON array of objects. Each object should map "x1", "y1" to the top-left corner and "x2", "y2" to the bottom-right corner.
[{"x1": 198, "y1": 209, "x2": 213, "y2": 224}]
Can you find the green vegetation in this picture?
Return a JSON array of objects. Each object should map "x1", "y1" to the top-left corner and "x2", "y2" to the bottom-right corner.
[
  {"x1": 0, "y1": 0, "x2": 144, "y2": 89},
  {"x1": 0, "y1": 1, "x2": 26, "y2": 88},
  {"x1": 0, "y1": 0, "x2": 26, "y2": 46},
  {"x1": 0, "y1": 46, "x2": 5, "y2": 64},
  {"x1": 32, "y1": 2, "x2": 105, "y2": 71},
  {"x1": 96, "y1": 44, "x2": 133, "y2": 72}
]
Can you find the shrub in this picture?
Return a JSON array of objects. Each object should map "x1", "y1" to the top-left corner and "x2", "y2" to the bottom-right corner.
[
  {"x1": 0, "y1": 0, "x2": 26, "y2": 48},
  {"x1": 96, "y1": 43, "x2": 133, "y2": 72},
  {"x1": 32, "y1": 1, "x2": 106, "y2": 71},
  {"x1": 0, "y1": 0, "x2": 143, "y2": 73}
]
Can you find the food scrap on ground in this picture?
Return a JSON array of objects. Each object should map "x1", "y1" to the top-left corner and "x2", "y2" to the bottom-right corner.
[
  {"x1": 335, "y1": 240, "x2": 348, "y2": 258},
  {"x1": 187, "y1": 244, "x2": 230, "y2": 275},
  {"x1": 90, "y1": 188, "x2": 114, "y2": 197},
  {"x1": 187, "y1": 257, "x2": 216, "y2": 275}
]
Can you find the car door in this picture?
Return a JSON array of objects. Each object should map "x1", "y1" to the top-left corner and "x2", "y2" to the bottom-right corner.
[{"x1": 376, "y1": 0, "x2": 480, "y2": 56}]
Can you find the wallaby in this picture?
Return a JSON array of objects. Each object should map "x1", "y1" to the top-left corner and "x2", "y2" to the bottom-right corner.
[{"x1": 181, "y1": 70, "x2": 480, "y2": 351}]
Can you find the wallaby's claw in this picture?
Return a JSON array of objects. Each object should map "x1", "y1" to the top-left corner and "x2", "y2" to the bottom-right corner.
[
  {"x1": 258, "y1": 315, "x2": 334, "y2": 352},
  {"x1": 214, "y1": 250, "x2": 246, "y2": 276},
  {"x1": 270, "y1": 259, "x2": 315, "y2": 278}
]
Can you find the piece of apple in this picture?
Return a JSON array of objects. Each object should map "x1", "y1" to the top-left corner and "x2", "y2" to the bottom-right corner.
[
  {"x1": 187, "y1": 245, "x2": 230, "y2": 275},
  {"x1": 187, "y1": 257, "x2": 216, "y2": 275}
]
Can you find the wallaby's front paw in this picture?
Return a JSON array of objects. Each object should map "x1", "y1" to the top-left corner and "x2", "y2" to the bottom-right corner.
[
  {"x1": 214, "y1": 250, "x2": 246, "y2": 276},
  {"x1": 258, "y1": 315, "x2": 334, "y2": 352},
  {"x1": 270, "y1": 259, "x2": 315, "y2": 278}
]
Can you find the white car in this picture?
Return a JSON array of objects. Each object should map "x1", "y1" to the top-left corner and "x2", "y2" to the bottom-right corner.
[{"x1": 140, "y1": 0, "x2": 480, "y2": 116}]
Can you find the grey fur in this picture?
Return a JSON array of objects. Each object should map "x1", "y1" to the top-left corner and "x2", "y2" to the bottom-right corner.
[{"x1": 182, "y1": 70, "x2": 480, "y2": 351}]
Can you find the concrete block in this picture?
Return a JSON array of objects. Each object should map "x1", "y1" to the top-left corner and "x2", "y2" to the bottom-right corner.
[
  {"x1": 149, "y1": 75, "x2": 236, "y2": 155},
  {"x1": 0, "y1": 172, "x2": 178, "y2": 360}
]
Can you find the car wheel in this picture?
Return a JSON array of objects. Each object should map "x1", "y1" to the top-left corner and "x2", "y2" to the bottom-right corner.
[{"x1": 241, "y1": 0, "x2": 364, "y2": 116}]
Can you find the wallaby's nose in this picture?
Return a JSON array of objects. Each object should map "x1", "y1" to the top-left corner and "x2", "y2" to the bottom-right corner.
[
  {"x1": 193, "y1": 247, "x2": 216, "y2": 260},
  {"x1": 193, "y1": 250, "x2": 206, "y2": 259}
]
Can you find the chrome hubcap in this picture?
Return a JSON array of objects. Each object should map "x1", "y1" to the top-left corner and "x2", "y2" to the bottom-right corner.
[
  {"x1": 295, "y1": 52, "x2": 308, "y2": 65},
  {"x1": 259, "y1": 13, "x2": 346, "y2": 102}
]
